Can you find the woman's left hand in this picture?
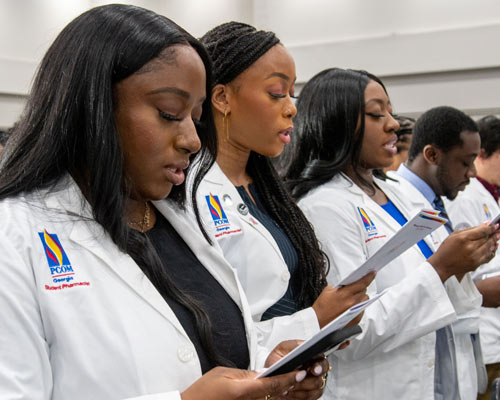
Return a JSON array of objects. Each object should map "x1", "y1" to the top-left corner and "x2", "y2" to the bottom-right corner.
[{"x1": 265, "y1": 340, "x2": 329, "y2": 399}]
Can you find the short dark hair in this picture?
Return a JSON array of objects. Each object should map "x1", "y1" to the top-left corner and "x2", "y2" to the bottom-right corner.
[
  {"x1": 477, "y1": 115, "x2": 500, "y2": 158},
  {"x1": 407, "y1": 106, "x2": 478, "y2": 162}
]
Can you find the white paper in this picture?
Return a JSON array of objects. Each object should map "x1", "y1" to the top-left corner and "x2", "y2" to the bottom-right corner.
[
  {"x1": 256, "y1": 291, "x2": 386, "y2": 378},
  {"x1": 338, "y1": 208, "x2": 447, "y2": 286},
  {"x1": 489, "y1": 212, "x2": 500, "y2": 226}
]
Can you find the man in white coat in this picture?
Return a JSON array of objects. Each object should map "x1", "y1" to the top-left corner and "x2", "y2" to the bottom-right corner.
[
  {"x1": 446, "y1": 115, "x2": 500, "y2": 400},
  {"x1": 395, "y1": 105, "x2": 489, "y2": 399}
]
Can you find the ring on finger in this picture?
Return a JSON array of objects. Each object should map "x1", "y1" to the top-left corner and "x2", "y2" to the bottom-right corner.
[
  {"x1": 320, "y1": 375, "x2": 327, "y2": 390},
  {"x1": 265, "y1": 395, "x2": 273, "y2": 400}
]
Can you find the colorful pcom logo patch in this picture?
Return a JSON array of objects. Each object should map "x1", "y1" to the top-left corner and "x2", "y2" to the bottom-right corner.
[
  {"x1": 38, "y1": 229, "x2": 74, "y2": 277},
  {"x1": 205, "y1": 193, "x2": 230, "y2": 232},
  {"x1": 357, "y1": 207, "x2": 378, "y2": 237},
  {"x1": 483, "y1": 204, "x2": 492, "y2": 220}
]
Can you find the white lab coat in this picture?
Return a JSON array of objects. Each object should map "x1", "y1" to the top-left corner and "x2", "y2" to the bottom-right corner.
[
  {"x1": 392, "y1": 172, "x2": 486, "y2": 398},
  {"x1": 298, "y1": 173, "x2": 480, "y2": 400},
  {"x1": 193, "y1": 162, "x2": 320, "y2": 350},
  {"x1": 0, "y1": 176, "x2": 268, "y2": 400},
  {"x1": 446, "y1": 177, "x2": 500, "y2": 365}
]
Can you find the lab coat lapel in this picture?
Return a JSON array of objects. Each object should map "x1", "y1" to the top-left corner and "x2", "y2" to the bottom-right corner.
[
  {"x1": 47, "y1": 177, "x2": 189, "y2": 337},
  {"x1": 154, "y1": 200, "x2": 243, "y2": 309},
  {"x1": 154, "y1": 199, "x2": 259, "y2": 367},
  {"x1": 336, "y1": 174, "x2": 402, "y2": 234},
  {"x1": 382, "y1": 174, "x2": 444, "y2": 252},
  {"x1": 206, "y1": 163, "x2": 286, "y2": 263}
]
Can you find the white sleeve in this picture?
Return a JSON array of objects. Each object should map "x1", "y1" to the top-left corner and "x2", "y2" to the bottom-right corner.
[
  {"x1": 126, "y1": 393, "x2": 182, "y2": 400},
  {"x1": 0, "y1": 231, "x2": 53, "y2": 399},
  {"x1": 445, "y1": 274, "x2": 482, "y2": 335},
  {"x1": 446, "y1": 195, "x2": 500, "y2": 280},
  {"x1": 300, "y1": 202, "x2": 456, "y2": 361},
  {"x1": 337, "y1": 262, "x2": 457, "y2": 361},
  {"x1": 254, "y1": 307, "x2": 321, "y2": 350}
]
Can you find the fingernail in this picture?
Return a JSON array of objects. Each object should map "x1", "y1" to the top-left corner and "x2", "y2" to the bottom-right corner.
[
  {"x1": 282, "y1": 391, "x2": 288, "y2": 396},
  {"x1": 296, "y1": 370, "x2": 307, "y2": 382},
  {"x1": 314, "y1": 365, "x2": 323, "y2": 375},
  {"x1": 288, "y1": 385, "x2": 295, "y2": 391},
  {"x1": 496, "y1": 233, "x2": 500, "y2": 239}
]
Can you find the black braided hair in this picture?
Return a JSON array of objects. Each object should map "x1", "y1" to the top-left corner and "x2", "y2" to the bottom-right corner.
[
  {"x1": 200, "y1": 22, "x2": 279, "y2": 85},
  {"x1": 247, "y1": 154, "x2": 327, "y2": 307},
  {"x1": 201, "y1": 22, "x2": 328, "y2": 308}
]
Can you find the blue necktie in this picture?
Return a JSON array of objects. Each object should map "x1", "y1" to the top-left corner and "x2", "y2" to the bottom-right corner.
[{"x1": 433, "y1": 196, "x2": 453, "y2": 233}]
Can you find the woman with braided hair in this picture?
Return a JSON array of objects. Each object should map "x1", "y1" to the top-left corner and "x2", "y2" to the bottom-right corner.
[{"x1": 192, "y1": 22, "x2": 374, "y2": 353}]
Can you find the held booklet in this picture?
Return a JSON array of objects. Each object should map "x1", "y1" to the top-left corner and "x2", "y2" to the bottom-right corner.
[
  {"x1": 338, "y1": 208, "x2": 447, "y2": 287},
  {"x1": 256, "y1": 291, "x2": 385, "y2": 378}
]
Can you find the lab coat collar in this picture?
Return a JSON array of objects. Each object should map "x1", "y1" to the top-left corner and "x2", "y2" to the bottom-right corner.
[
  {"x1": 202, "y1": 162, "x2": 287, "y2": 264},
  {"x1": 385, "y1": 171, "x2": 447, "y2": 253},
  {"x1": 202, "y1": 161, "x2": 226, "y2": 185},
  {"x1": 41, "y1": 175, "x2": 193, "y2": 338},
  {"x1": 386, "y1": 170, "x2": 433, "y2": 211},
  {"x1": 325, "y1": 173, "x2": 404, "y2": 233}
]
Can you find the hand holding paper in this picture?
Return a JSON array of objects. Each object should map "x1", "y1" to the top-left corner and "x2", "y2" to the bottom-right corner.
[
  {"x1": 257, "y1": 291, "x2": 386, "y2": 378},
  {"x1": 429, "y1": 223, "x2": 500, "y2": 281}
]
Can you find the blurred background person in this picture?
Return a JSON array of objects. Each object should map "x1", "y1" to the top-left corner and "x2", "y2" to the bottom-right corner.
[
  {"x1": 446, "y1": 114, "x2": 500, "y2": 400},
  {"x1": 383, "y1": 114, "x2": 415, "y2": 172},
  {"x1": 0, "y1": 128, "x2": 9, "y2": 154}
]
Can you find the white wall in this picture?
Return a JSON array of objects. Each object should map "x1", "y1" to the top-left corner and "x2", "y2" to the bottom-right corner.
[
  {"x1": 253, "y1": 0, "x2": 500, "y2": 117},
  {"x1": 1, "y1": 0, "x2": 499, "y2": 129},
  {"x1": 0, "y1": 0, "x2": 252, "y2": 129}
]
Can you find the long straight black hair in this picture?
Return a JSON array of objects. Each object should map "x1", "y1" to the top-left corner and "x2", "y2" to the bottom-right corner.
[
  {"x1": 0, "y1": 4, "x2": 228, "y2": 366},
  {"x1": 284, "y1": 68, "x2": 388, "y2": 199}
]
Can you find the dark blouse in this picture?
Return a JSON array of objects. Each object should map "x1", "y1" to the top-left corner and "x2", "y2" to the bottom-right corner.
[
  {"x1": 146, "y1": 212, "x2": 250, "y2": 373},
  {"x1": 236, "y1": 184, "x2": 300, "y2": 320}
]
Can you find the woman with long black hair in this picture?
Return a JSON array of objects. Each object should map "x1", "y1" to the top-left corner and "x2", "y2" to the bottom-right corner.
[
  {"x1": 0, "y1": 5, "x2": 327, "y2": 399},
  {"x1": 284, "y1": 67, "x2": 498, "y2": 399}
]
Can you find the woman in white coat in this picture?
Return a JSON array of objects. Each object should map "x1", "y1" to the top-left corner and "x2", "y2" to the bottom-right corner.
[
  {"x1": 193, "y1": 22, "x2": 373, "y2": 352},
  {"x1": 0, "y1": 5, "x2": 328, "y2": 400},
  {"x1": 283, "y1": 68, "x2": 498, "y2": 399}
]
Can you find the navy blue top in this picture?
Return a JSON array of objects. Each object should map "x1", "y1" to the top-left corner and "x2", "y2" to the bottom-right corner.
[
  {"x1": 236, "y1": 184, "x2": 300, "y2": 320},
  {"x1": 381, "y1": 199, "x2": 434, "y2": 259}
]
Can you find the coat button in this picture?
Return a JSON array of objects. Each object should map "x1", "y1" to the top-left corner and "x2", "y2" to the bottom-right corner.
[
  {"x1": 237, "y1": 203, "x2": 249, "y2": 215},
  {"x1": 177, "y1": 345, "x2": 195, "y2": 362},
  {"x1": 223, "y1": 194, "x2": 233, "y2": 206},
  {"x1": 427, "y1": 359, "x2": 434, "y2": 368},
  {"x1": 281, "y1": 270, "x2": 290, "y2": 282}
]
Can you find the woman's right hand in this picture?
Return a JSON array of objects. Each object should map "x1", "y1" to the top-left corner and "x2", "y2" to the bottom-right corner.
[
  {"x1": 429, "y1": 224, "x2": 500, "y2": 282},
  {"x1": 312, "y1": 271, "x2": 375, "y2": 328},
  {"x1": 180, "y1": 366, "x2": 306, "y2": 400}
]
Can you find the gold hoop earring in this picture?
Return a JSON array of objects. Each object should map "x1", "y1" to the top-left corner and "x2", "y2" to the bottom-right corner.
[{"x1": 223, "y1": 109, "x2": 230, "y2": 142}]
